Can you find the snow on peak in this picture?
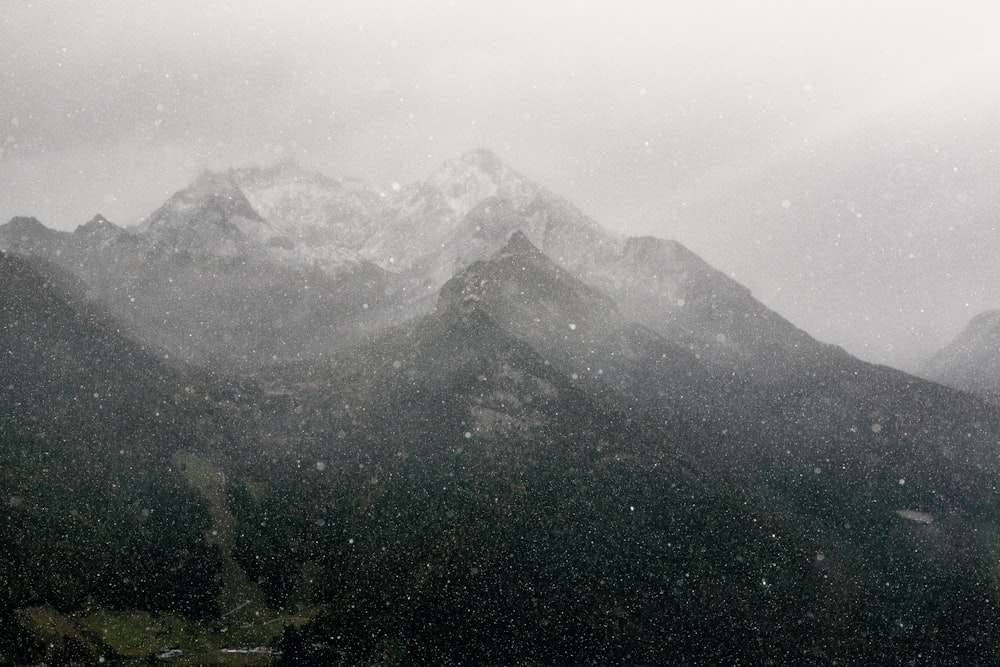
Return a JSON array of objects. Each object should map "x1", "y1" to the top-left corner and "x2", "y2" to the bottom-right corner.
[
  {"x1": 361, "y1": 148, "x2": 620, "y2": 285},
  {"x1": 74, "y1": 213, "x2": 125, "y2": 239},
  {"x1": 136, "y1": 169, "x2": 280, "y2": 260},
  {"x1": 147, "y1": 169, "x2": 262, "y2": 229},
  {"x1": 231, "y1": 161, "x2": 380, "y2": 271},
  {"x1": 423, "y1": 148, "x2": 539, "y2": 219}
]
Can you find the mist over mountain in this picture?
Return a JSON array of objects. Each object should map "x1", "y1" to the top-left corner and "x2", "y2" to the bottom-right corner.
[
  {"x1": 3, "y1": 150, "x2": 1000, "y2": 664},
  {"x1": 0, "y1": 251, "x2": 228, "y2": 660},
  {"x1": 919, "y1": 310, "x2": 1000, "y2": 404},
  {"x1": 0, "y1": 150, "x2": 831, "y2": 370}
]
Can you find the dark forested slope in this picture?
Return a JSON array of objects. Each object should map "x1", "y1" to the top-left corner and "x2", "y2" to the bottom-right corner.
[{"x1": 1, "y1": 252, "x2": 225, "y2": 660}]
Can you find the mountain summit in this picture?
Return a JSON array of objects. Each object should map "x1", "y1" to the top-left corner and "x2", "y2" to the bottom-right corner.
[
  {"x1": 422, "y1": 148, "x2": 540, "y2": 218},
  {"x1": 362, "y1": 149, "x2": 619, "y2": 309},
  {"x1": 140, "y1": 169, "x2": 275, "y2": 259}
]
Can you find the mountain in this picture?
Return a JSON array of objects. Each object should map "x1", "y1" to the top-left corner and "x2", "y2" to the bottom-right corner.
[
  {"x1": 141, "y1": 169, "x2": 275, "y2": 260},
  {"x1": 597, "y1": 235, "x2": 824, "y2": 372},
  {"x1": 429, "y1": 233, "x2": 1000, "y2": 533},
  {"x1": 0, "y1": 251, "x2": 227, "y2": 662},
  {"x1": 355, "y1": 149, "x2": 824, "y2": 371},
  {"x1": 228, "y1": 234, "x2": 1000, "y2": 664},
  {"x1": 0, "y1": 216, "x2": 81, "y2": 266},
  {"x1": 232, "y1": 161, "x2": 382, "y2": 270},
  {"x1": 8, "y1": 152, "x2": 1000, "y2": 518},
  {"x1": 256, "y1": 320, "x2": 840, "y2": 664},
  {"x1": 434, "y1": 231, "x2": 718, "y2": 420},
  {"x1": 0, "y1": 149, "x2": 826, "y2": 371},
  {"x1": 225, "y1": 248, "x2": 845, "y2": 663},
  {"x1": 73, "y1": 212, "x2": 130, "y2": 245},
  {"x1": 364, "y1": 148, "x2": 616, "y2": 276},
  {"x1": 135, "y1": 163, "x2": 382, "y2": 271},
  {"x1": 1, "y1": 210, "x2": 401, "y2": 370},
  {"x1": 7, "y1": 150, "x2": 1000, "y2": 662},
  {"x1": 919, "y1": 310, "x2": 1000, "y2": 403}
]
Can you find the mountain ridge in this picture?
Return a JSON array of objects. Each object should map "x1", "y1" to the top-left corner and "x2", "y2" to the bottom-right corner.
[
  {"x1": 6, "y1": 150, "x2": 1000, "y2": 663},
  {"x1": 2, "y1": 149, "x2": 822, "y2": 370},
  {"x1": 919, "y1": 309, "x2": 1000, "y2": 403}
]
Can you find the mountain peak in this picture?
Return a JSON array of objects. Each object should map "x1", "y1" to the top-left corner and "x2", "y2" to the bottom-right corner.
[
  {"x1": 456, "y1": 147, "x2": 505, "y2": 173},
  {"x1": 77, "y1": 212, "x2": 112, "y2": 228},
  {"x1": 437, "y1": 228, "x2": 611, "y2": 325},
  {"x1": 0, "y1": 216, "x2": 59, "y2": 251},
  {"x1": 4, "y1": 216, "x2": 46, "y2": 232},
  {"x1": 74, "y1": 213, "x2": 124, "y2": 239},
  {"x1": 146, "y1": 168, "x2": 263, "y2": 229},
  {"x1": 497, "y1": 229, "x2": 542, "y2": 259},
  {"x1": 138, "y1": 168, "x2": 274, "y2": 261},
  {"x1": 423, "y1": 148, "x2": 538, "y2": 219}
]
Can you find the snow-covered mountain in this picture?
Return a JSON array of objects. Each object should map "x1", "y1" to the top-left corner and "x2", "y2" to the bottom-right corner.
[
  {"x1": 8, "y1": 150, "x2": 1000, "y2": 664},
  {"x1": 1, "y1": 148, "x2": 824, "y2": 369},
  {"x1": 233, "y1": 161, "x2": 380, "y2": 270},
  {"x1": 141, "y1": 169, "x2": 276, "y2": 260},
  {"x1": 135, "y1": 163, "x2": 377, "y2": 270},
  {"x1": 363, "y1": 148, "x2": 617, "y2": 278}
]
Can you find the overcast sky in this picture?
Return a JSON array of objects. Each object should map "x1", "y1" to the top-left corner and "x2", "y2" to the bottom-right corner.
[{"x1": 2, "y1": 1, "x2": 999, "y2": 368}]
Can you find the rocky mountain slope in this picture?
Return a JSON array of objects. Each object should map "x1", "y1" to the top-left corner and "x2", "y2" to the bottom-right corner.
[
  {"x1": 239, "y1": 235, "x2": 1000, "y2": 664},
  {"x1": 920, "y1": 310, "x2": 1000, "y2": 404},
  {"x1": 0, "y1": 251, "x2": 228, "y2": 661}
]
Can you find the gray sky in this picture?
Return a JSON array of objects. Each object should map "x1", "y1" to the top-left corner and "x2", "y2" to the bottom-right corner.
[{"x1": 2, "y1": 0, "x2": 999, "y2": 368}]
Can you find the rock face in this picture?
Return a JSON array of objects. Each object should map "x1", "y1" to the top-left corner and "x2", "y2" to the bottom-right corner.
[{"x1": 919, "y1": 310, "x2": 1000, "y2": 403}]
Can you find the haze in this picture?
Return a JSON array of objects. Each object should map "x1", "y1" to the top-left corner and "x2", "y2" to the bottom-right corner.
[{"x1": 2, "y1": 0, "x2": 998, "y2": 369}]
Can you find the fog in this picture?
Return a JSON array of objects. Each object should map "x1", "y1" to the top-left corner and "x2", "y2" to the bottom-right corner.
[{"x1": 2, "y1": 0, "x2": 998, "y2": 368}]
